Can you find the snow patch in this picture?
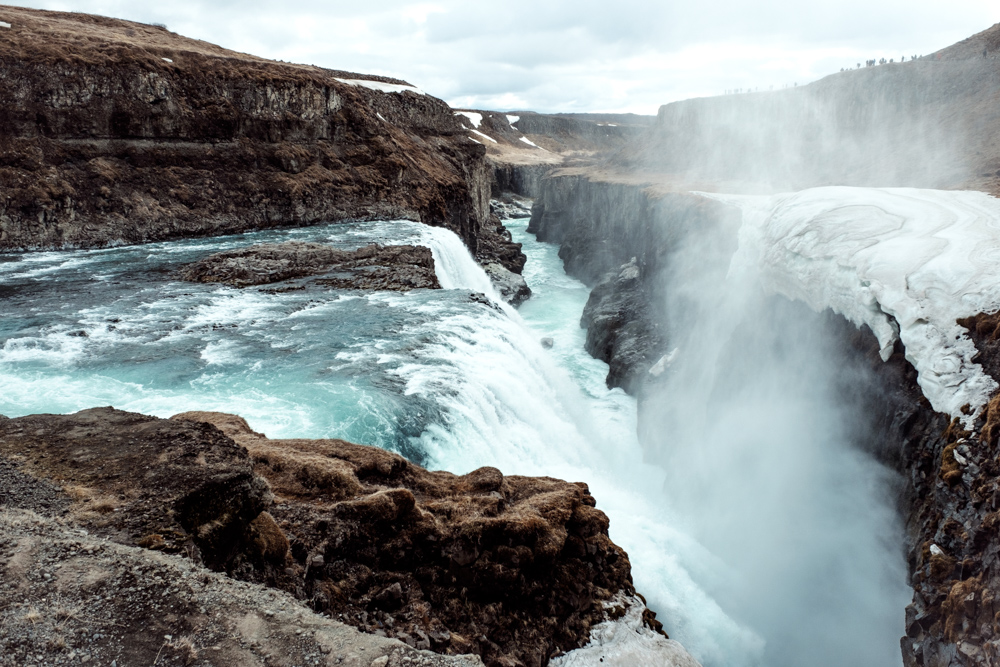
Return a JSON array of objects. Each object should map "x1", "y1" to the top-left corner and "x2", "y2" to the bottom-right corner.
[
  {"x1": 161, "y1": 57, "x2": 173, "y2": 63},
  {"x1": 334, "y1": 78, "x2": 424, "y2": 95},
  {"x1": 649, "y1": 348, "x2": 679, "y2": 377},
  {"x1": 552, "y1": 594, "x2": 702, "y2": 667},
  {"x1": 519, "y1": 136, "x2": 539, "y2": 148},
  {"x1": 0, "y1": 21, "x2": 10, "y2": 29},
  {"x1": 506, "y1": 114, "x2": 520, "y2": 127},
  {"x1": 470, "y1": 129, "x2": 497, "y2": 144},
  {"x1": 376, "y1": 112, "x2": 387, "y2": 122},
  {"x1": 455, "y1": 111, "x2": 482, "y2": 128},
  {"x1": 705, "y1": 186, "x2": 1000, "y2": 424}
]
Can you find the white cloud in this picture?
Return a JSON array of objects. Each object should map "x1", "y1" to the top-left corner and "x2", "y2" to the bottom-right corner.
[{"x1": 4, "y1": 1, "x2": 999, "y2": 113}]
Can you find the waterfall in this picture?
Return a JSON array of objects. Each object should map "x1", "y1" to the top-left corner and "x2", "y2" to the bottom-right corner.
[{"x1": 639, "y1": 190, "x2": 914, "y2": 666}]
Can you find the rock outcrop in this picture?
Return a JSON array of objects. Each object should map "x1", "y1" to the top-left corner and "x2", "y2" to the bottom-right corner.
[
  {"x1": 580, "y1": 258, "x2": 666, "y2": 393},
  {"x1": 0, "y1": 407, "x2": 666, "y2": 667},
  {"x1": 0, "y1": 6, "x2": 524, "y2": 276},
  {"x1": 528, "y1": 170, "x2": 739, "y2": 394},
  {"x1": 179, "y1": 241, "x2": 441, "y2": 290},
  {"x1": 175, "y1": 411, "x2": 659, "y2": 667}
]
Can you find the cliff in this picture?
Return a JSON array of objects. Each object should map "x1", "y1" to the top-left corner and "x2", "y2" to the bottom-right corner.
[
  {"x1": 0, "y1": 407, "x2": 677, "y2": 667},
  {"x1": 611, "y1": 22, "x2": 1000, "y2": 196},
  {"x1": 0, "y1": 5, "x2": 523, "y2": 274}
]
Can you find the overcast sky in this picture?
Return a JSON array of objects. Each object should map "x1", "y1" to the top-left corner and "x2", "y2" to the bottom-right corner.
[{"x1": 7, "y1": 1, "x2": 1000, "y2": 114}]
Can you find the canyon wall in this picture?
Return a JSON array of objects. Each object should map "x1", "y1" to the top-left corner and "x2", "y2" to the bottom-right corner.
[
  {"x1": 612, "y1": 25, "x2": 1000, "y2": 196},
  {"x1": 0, "y1": 6, "x2": 523, "y2": 273}
]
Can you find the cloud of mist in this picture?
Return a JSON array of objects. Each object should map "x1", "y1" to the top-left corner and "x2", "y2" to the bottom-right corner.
[
  {"x1": 4, "y1": 0, "x2": 999, "y2": 112},
  {"x1": 639, "y1": 215, "x2": 910, "y2": 667}
]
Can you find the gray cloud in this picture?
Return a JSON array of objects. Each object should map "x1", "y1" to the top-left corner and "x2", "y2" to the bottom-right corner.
[{"x1": 4, "y1": 1, "x2": 999, "y2": 112}]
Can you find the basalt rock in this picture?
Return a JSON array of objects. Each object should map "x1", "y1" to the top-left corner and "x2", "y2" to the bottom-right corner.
[
  {"x1": 580, "y1": 258, "x2": 666, "y2": 393},
  {"x1": 173, "y1": 411, "x2": 661, "y2": 667},
  {"x1": 179, "y1": 241, "x2": 441, "y2": 291},
  {"x1": 482, "y1": 261, "x2": 531, "y2": 307},
  {"x1": 0, "y1": 6, "x2": 525, "y2": 276}
]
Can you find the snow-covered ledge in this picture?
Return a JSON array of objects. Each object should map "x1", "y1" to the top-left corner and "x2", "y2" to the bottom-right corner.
[{"x1": 704, "y1": 187, "x2": 1000, "y2": 425}]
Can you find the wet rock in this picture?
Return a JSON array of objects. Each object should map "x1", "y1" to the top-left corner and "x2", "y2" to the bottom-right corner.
[
  {"x1": 489, "y1": 196, "x2": 533, "y2": 220},
  {"x1": 481, "y1": 261, "x2": 531, "y2": 306},
  {"x1": 179, "y1": 241, "x2": 441, "y2": 291},
  {"x1": 541, "y1": 337, "x2": 554, "y2": 349},
  {"x1": 581, "y1": 258, "x2": 666, "y2": 394}
]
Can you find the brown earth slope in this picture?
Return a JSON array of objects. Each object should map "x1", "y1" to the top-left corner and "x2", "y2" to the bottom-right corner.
[{"x1": 0, "y1": 5, "x2": 524, "y2": 274}]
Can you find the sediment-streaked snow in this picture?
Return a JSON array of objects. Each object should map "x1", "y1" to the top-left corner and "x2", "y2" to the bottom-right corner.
[
  {"x1": 455, "y1": 110, "x2": 482, "y2": 128},
  {"x1": 552, "y1": 594, "x2": 703, "y2": 667},
  {"x1": 334, "y1": 78, "x2": 424, "y2": 95},
  {"x1": 705, "y1": 186, "x2": 1000, "y2": 423},
  {"x1": 470, "y1": 129, "x2": 497, "y2": 144},
  {"x1": 519, "y1": 136, "x2": 539, "y2": 147}
]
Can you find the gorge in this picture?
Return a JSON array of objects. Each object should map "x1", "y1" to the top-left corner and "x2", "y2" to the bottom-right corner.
[{"x1": 3, "y1": 4, "x2": 1000, "y2": 667}]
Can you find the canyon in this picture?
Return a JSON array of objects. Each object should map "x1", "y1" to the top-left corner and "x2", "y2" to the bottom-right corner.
[{"x1": 3, "y1": 3, "x2": 1000, "y2": 667}]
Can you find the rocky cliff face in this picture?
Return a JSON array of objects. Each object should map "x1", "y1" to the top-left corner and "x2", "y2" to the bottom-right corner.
[
  {"x1": 0, "y1": 406, "x2": 668, "y2": 667},
  {"x1": 0, "y1": 6, "x2": 523, "y2": 274},
  {"x1": 528, "y1": 170, "x2": 739, "y2": 391}
]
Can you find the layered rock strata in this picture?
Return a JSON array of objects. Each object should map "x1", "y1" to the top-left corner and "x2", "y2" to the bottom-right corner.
[
  {"x1": 0, "y1": 407, "x2": 665, "y2": 667},
  {"x1": 0, "y1": 6, "x2": 524, "y2": 276}
]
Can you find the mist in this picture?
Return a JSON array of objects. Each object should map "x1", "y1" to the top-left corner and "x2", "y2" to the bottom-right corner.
[{"x1": 637, "y1": 213, "x2": 910, "y2": 666}]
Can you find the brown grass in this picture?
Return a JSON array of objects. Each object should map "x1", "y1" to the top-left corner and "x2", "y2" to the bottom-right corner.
[
  {"x1": 0, "y1": 4, "x2": 411, "y2": 85},
  {"x1": 63, "y1": 484, "x2": 120, "y2": 520}
]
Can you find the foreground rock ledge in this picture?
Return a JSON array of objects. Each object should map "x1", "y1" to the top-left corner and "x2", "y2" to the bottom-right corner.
[
  {"x1": 0, "y1": 508, "x2": 482, "y2": 667},
  {"x1": 0, "y1": 408, "x2": 683, "y2": 667}
]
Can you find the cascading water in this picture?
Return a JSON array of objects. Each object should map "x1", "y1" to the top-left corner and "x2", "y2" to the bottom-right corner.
[
  {"x1": 0, "y1": 209, "x2": 915, "y2": 667},
  {"x1": 0, "y1": 217, "x2": 768, "y2": 665},
  {"x1": 637, "y1": 193, "x2": 913, "y2": 667}
]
